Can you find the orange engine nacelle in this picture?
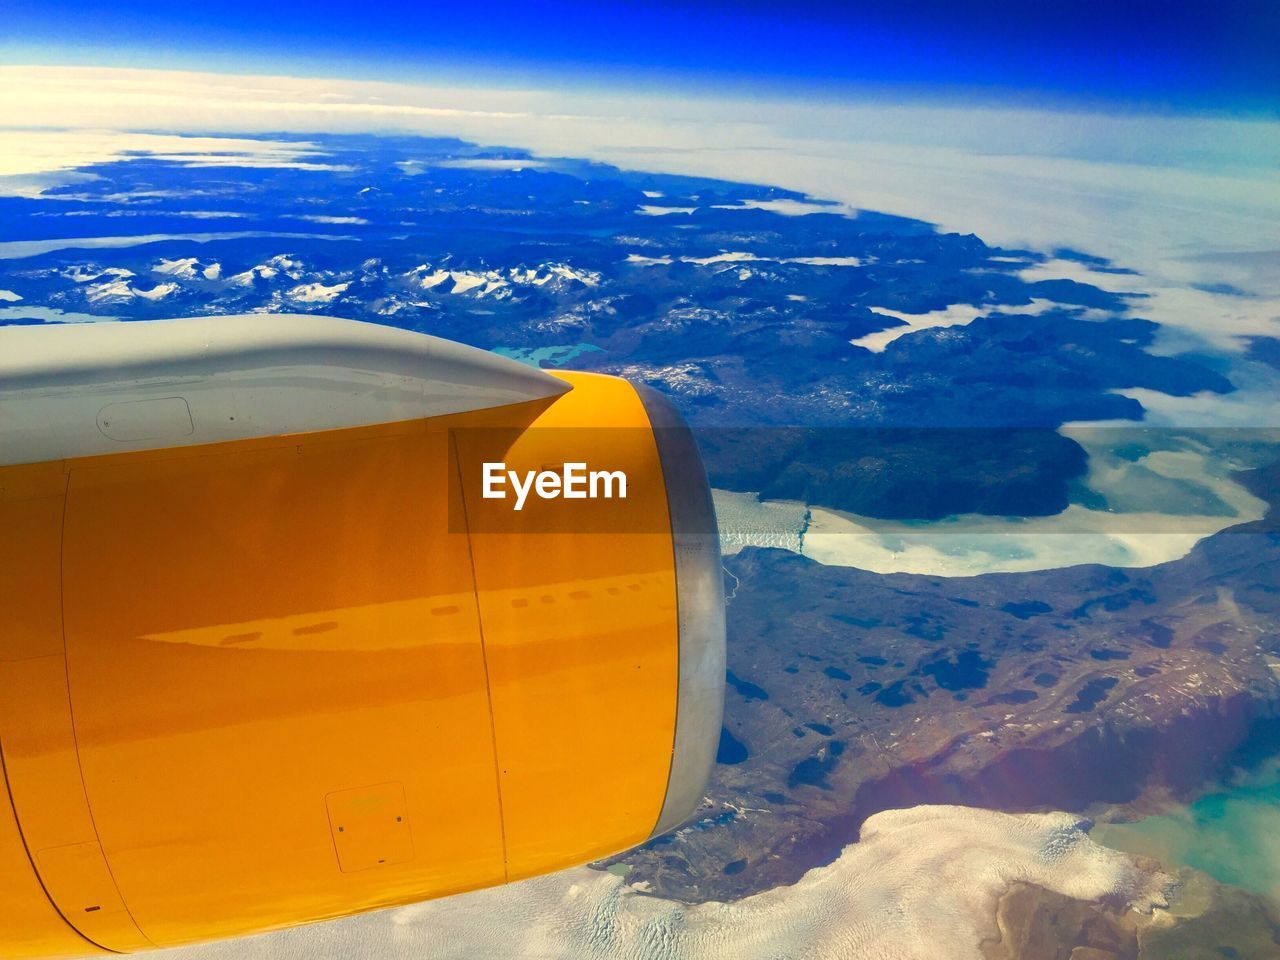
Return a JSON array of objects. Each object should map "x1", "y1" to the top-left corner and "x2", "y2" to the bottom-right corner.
[{"x1": 0, "y1": 316, "x2": 724, "y2": 957}]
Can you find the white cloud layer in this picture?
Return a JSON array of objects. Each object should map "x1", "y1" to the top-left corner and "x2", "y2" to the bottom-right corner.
[
  {"x1": 149, "y1": 806, "x2": 1169, "y2": 960},
  {"x1": 0, "y1": 67, "x2": 1274, "y2": 246}
]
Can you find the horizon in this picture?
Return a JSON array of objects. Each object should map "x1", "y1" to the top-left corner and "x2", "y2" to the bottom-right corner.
[{"x1": 2, "y1": 0, "x2": 1278, "y2": 118}]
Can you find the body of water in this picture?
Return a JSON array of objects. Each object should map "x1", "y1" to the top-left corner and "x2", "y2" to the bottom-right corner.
[
  {"x1": 1093, "y1": 761, "x2": 1280, "y2": 904},
  {"x1": 491, "y1": 343, "x2": 603, "y2": 367}
]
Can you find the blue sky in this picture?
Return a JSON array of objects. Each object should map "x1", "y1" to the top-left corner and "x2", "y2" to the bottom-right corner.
[{"x1": 2, "y1": 0, "x2": 1277, "y2": 116}]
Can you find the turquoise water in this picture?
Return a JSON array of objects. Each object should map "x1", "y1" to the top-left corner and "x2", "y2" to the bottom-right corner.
[
  {"x1": 492, "y1": 343, "x2": 603, "y2": 367},
  {"x1": 1093, "y1": 761, "x2": 1280, "y2": 902}
]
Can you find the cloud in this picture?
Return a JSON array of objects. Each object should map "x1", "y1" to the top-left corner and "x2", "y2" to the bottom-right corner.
[
  {"x1": 147, "y1": 806, "x2": 1169, "y2": 960},
  {"x1": 0, "y1": 129, "x2": 330, "y2": 187},
  {"x1": 3, "y1": 65, "x2": 1276, "y2": 331},
  {"x1": 2, "y1": 66, "x2": 1277, "y2": 269}
]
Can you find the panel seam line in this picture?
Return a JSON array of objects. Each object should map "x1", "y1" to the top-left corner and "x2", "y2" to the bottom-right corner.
[{"x1": 450, "y1": 429, "x2": 511, "y2": 883}]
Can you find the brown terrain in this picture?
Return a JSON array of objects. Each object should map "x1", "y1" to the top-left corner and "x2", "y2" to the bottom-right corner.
[
  {"x1": 605, "y1": 460, "x2": 1280, "y2": 950},
  {"x1": 983, "y1": 868, "x2": 1280, "y2": 960}
]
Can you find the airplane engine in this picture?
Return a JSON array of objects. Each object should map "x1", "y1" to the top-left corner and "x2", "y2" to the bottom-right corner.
[{"x1": 0, "y1": 315, "x2": 725, "y2": 958}]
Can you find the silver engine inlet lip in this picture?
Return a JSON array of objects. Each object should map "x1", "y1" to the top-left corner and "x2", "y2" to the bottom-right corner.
[{"x1": 634, "y1": 384, "x2": 727, "y2": 838}]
